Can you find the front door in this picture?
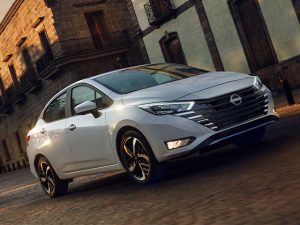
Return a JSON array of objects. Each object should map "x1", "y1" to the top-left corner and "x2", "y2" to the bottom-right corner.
[
  {"x1": 66, "y1": 85, "x2": 115, "y2": 171},
  {"x1": 39, "y1": 92, "x2": 76, "y2": 173}
]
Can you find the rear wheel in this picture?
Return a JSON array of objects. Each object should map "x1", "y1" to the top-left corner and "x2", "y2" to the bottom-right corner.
[
  {"x1": 233, "y1": 127, "x2": 266, "y2": 147},
  {"x1": 119, "y1": 130, "x2": 165, "y2": 184},
  {"x1": 37, "y1": 157, "x2": 68, "y2": 198}
]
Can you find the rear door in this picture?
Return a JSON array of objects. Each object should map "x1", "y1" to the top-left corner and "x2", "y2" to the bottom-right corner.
[
  {"x1": 65, "y1": 84, "x2": 116, "y2": 171},
  {"x1": 36, "y1": 92, "x2": 77, "y2": 173}
]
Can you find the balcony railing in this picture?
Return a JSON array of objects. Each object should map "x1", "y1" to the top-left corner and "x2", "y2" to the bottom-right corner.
[
  {"x1": 19, "y1": 69, "x2": 42, "y2": 93},
  {"x1": 144, "y1": 0, "x2": 175, "y2": 26},
  {"x1": 52, "y1": 30, "x2": 130, "y2": 56},
  {"x1": 6, "y1": 84, "x2": 25, "y2": 105},
  {"x1": 35, "y1": 30, "x2": 130, "y2": 77}
]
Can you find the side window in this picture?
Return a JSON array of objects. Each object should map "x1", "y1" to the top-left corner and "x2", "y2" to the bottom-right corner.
[
  {"x1": 71, "y1": 86, "x2": 112, "y2": 115},
  {"x1": 43, "y1": 93, "x2": 67, "y2": 123}
]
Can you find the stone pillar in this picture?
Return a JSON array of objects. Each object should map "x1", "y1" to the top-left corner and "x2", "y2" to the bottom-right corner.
[
  {"x1": 126, "y1": 0, "x2": 150, "y2": 64},
  {"x1": 194, "y1": 0, "x2": 224, "y2": 71}
]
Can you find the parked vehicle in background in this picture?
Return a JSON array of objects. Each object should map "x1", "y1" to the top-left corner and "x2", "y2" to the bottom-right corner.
[{"x1": 26, "y1": 63, "x2": 279, "y2": 197}]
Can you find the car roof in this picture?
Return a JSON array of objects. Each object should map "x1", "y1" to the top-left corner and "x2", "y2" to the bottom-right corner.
[{"x1": 88, "y1": 63, "x2": 186, "y2": 80}]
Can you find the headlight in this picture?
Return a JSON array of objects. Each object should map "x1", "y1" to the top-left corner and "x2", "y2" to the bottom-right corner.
[
  {"x1": 138, "y1": 101, "x2": 195, "y2": 115},
  {"x1": 254, "y1": 76, "x2": 263, "y2": 90}
]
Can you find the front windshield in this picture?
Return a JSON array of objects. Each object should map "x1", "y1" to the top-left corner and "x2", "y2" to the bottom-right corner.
[{"x1": 93, "y1": 64, "x2": 208, "y2": 94}]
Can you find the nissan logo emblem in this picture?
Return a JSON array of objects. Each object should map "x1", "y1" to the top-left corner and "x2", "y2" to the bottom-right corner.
[{"x1": 230, "y1": 94, "x2": 242, "y2": 106}]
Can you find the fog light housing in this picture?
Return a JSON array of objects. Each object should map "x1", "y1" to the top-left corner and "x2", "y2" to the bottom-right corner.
[{"x1": 164, "y1": 137, "x2": 195, "y2": 150}]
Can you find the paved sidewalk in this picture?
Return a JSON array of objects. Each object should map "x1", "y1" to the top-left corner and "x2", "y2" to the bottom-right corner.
[{"x1": 277, "y1": 103, "x2": 300, "y2": 117}]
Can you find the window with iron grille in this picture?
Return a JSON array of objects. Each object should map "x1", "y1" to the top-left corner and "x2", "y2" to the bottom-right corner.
[{"x1": 144, "y1": 0, "x2": 175, "y2": 26}]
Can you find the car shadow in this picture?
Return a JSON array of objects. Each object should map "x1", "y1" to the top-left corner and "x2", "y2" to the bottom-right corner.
[
  {"x1": 64, "y1": 132, "x2": 291, "y2": 198},
  {"x1": 64, "y1": 114, "x2": 300, "y2": 197}
]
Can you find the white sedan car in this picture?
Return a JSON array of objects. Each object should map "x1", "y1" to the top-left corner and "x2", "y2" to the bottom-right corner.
[{"x1": 27, "y1": 63, "x2": 279, "y2": 197}]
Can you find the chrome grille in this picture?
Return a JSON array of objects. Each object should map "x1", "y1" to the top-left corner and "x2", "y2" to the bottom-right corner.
[{"x1": 177, "y1": 86, "x2": 269, "y2": 131}]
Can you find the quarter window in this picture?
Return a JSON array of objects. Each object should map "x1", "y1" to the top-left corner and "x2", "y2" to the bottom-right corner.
[
  {"x1": 71, "y1": 86, "x2": 112, "y2": 115},
  {"x1": 43, "y1": 93, "x2": 67, "y2": 123}
]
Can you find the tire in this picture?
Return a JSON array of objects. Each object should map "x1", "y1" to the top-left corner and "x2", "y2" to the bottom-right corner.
[
  {"x1": 119, "y1": 130, "x2": 165, "y2": 184},
  {"x1": 37, "y1": 157, "x2": 68, "y2": 198},
  {"x1": 233, "y1": 127, "x2": 266, "y2": 147}
]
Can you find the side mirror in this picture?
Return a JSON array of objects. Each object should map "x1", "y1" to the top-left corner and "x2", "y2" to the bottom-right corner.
[{"x1": 74, "y1": 101, "x2": 100, "y2": 118}]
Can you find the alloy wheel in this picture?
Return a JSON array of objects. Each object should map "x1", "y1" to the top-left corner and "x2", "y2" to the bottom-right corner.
[
  {"x1": 38, "y1": 161, "x2": 56, "y2": 195},
  {"x1": 121, "y1": 136, "x2": 151, "y2": 181}
]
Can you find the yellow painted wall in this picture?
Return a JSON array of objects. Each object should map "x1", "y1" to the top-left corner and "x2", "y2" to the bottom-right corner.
[
  {"x1": 203, "y1": 0, "x2": 250, "y2": 73},
  {"x1": 258, "y1": 0, "x2": 300, "y2": 61}
]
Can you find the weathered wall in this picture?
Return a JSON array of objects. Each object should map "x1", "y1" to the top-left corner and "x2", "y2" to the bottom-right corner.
[
  {"x1": 0, "y1": 0, "x2": 57, "y2": 88},
  {"x1": 131, "y1": 0, "x2": 215, "y2": 70},
  {"x1": 258, "y1": 0, "x2": 300, "y2": 61},
  {"x1": 202, "y1": 0, "x2": 250, "y2": 73},
  {"x1": 143, "y1": 7, "x2": 214, "y2": 70}
]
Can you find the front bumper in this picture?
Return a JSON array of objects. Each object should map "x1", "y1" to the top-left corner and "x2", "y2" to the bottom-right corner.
[
  {"x1": 193, "y1": 115, "x2": 278, "y2": 152},
  {"x1": 135, "y1": 84, "x2": 278, "y2": 162},
  {"x1": 137, "y1": 112, "x2": 278, "y2": 162}
]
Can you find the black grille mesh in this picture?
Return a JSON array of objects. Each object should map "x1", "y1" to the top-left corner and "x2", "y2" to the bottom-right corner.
[{"x1": 178, "y1": 86, "x2": 268, "y2": 131}]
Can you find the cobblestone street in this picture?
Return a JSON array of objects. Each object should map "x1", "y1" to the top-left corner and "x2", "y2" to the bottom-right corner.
[{"x1": 1, "y1": 112, "x2": 300, "y2": 225}]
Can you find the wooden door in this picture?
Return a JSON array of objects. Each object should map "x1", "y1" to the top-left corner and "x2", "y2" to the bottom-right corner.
[
  {"x1": 232, "y1": 0, "x2": 277, "y2": 70},
  {"x1": 166, "y1": 38, "x2": 187, "y2": 65},
  {"x1": 85, "y1": 12, "x2": 110, "y2": 49}
]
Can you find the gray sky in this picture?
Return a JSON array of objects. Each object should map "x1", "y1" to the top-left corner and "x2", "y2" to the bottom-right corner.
[{"x1": 0, "y1": 0, "x2": 15, "y2": 22}]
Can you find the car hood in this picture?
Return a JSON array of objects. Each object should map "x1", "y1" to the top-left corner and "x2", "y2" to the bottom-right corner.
[{"x1": 121, "y1": 72, "x2": 250, "y2": 105}]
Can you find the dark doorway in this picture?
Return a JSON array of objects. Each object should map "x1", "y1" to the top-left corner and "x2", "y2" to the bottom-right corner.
[
  {"x1": 8, "y1": 64, "x2": 21, "y2": 92},
  {"x1": 39, "y1": 31, "x2": 51, "y2": 52},
  {"x1": 85, "y1": 11, "x2": 110, "y2": 49},
  {"x1": 160, "y1": 32, "x2": 187, "y2": 65},
  {"x1": 229, "y1": 0, "x2": 277, "y2": 71},
  {"x1": 21, "y1": 48, "x2": 33, "y2": 70}
]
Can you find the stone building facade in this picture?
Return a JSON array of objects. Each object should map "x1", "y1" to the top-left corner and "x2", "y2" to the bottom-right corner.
[
  {"x1": 130, "y1": 0, "x2": 300, "y2": 108},
  {"x1": 0, "y1": 0, "x2": 146, "y2": 173}
]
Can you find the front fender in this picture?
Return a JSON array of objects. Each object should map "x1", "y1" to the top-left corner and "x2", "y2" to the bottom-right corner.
[{"x1": 105, "y1": 106, "x2": 149, "y2": 164}]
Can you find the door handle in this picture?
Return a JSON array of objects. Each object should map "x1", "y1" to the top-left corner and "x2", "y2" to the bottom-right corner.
[
  {"x1": 68, "y1": 124, "x2": 76, "y2": 131},
  {"x1": 40, "y1": 128, "x2": 46, "y2": 134}
]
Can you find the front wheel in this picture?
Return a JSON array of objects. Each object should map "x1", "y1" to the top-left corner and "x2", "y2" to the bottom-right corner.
[
  {"x1": 119, "y1": 130, "x2": 165, "y2": 184},
  {"x1": 233, "y1": 127, "x2": 266, "y2": 147},
  {"x1": 37, "y1": 157, "x2": 68, "y2": 198}
]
